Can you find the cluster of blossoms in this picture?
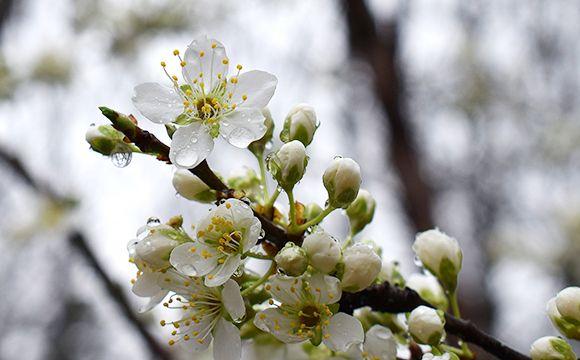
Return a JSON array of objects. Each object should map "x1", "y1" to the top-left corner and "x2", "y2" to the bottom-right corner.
[{"x1": 88, "y1": 36, "x2": 580, "y2": 360}]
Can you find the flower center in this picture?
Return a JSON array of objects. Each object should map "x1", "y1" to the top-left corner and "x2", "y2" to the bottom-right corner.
[
  {"x1": 217, "y1": 230, "x2": 243, "y2": 255},
  {"x1": 299, "y1": 304, "x2": 321, "y2": 328}
]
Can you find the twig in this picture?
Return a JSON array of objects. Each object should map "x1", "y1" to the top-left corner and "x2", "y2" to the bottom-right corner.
[{"x1": 339, "y1": 282, "x2": 531, "y2": 360}]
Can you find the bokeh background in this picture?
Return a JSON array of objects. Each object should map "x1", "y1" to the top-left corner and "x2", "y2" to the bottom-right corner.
[{"x1": 1, "y1": 0, "x2": 580, "y2": 359}]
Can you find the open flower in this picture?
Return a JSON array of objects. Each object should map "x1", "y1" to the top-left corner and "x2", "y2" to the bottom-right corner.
[
  {"x1": 254, "y1": 273, "x2": 364, "y2": 352},
  {"x1": 132, "y1": 35, "x2": 278, "y2": 169},
  {"x1": 158, "y1": 271, "x2": 245, "y2": 360},
  {"x1": 128, "y1": 222, "x2": 192, "y2": 312},
  {"x1": 170, "y1": 199, "x2": 261, "y2": 287}
]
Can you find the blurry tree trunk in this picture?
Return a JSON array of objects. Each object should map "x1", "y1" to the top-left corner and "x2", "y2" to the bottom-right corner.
[{"x1": 340, "y1": 1, "x2": 495, "y2": 357}]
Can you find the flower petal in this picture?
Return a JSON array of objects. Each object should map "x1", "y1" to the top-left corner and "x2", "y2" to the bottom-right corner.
[
  {"x1": 323, "y1": 313, "x2": 364, "y2": 352},
  {"x1": 183, "y1": 36, "x2": 228, "y2": 91},
  {"x1": 221, "y1": 108, "x2": 267, "y2": 148},
  {"x1": 254, "y1": 308, "x2": 304, "y2": 343},
  {"x1": 267, "y1": 274, "x2": 304, "y2": 306},
  {"x1": 132, "y1": 82, "x2": 183, "y2": 124},
  {"x1": 132, "y1": 271, "x2": 161, "y2": 297},
  {"x1": 222, "y1": 279, "x2": 245, "y2": 321},
  {"x1": 364, "y1": 325, "x2": 397, "y2": 360},
  {"x1": 170, "y1": 243, "x2": 200, "y2": 276},
  {"x1": 169, "y1": 123, "x2": 214, "y2": 169},
  {"x1": 138, "y1": 290, "x2": 168, "y2": 313},
  {"x1": 307, "y1": 273, "x2": 341, "y2": 305},
  {"x1": 228, "y1": 70, "x2": 277, "y2": 108},
  {"x1": 240, "y1": 217, "x2": 262, "y2": 253},
  {"x1": 213, "y1": 318, "x2": 242, "y2": 360},
  {"x1": 178, "y1": 318, "x2": 214, "y2": 352},
  {"x1": 205, "y1": 254, "x2": 241, "y2": 287}
]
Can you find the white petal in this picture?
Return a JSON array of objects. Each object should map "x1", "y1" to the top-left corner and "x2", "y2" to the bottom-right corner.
[
  {"x1": 205, "y1": 254, "x2": 241, "y2": 287},
  {"x1": 213, "y1": 318, "x2": 242, "y2": 360},
  {"x1": 183, "y1": 36, "x2": 229, "y2": 90},
  {"x1": 132, "y1": 271, "x2": 161, "y2": 297},
  {"x1": 169, "y1": 123, "x2": 214, "y2": 169},
  {"x1": 132, "y1": 82, "x2": 182, "y2": 124},
  {"x1": 225, "y1": 198, "x2": 254, "y2": 223},
  {"x1": 189, "y1": 242, "x2": 219, "y2": 276},
  {"x1": 221, "y1": 108, "x2": 267, "y2": 148},
  {"x1": 364, "y1": 325, "x2": 397, "y2": 360},
  {"x1": 241, "y1": 217, "x2": 262, "y2": 253},
  {"x1": 170, "y1": 243, "x2": 200, "y2": 276},
  {"x1": 267, "y1": 274, "x2": 305, "y2": 306},
  {"x1": 178, "y1": 319, "x2": 214, "y2": 352},
  {"x1": 138, "y1": 290, "x2": 168, "y2": 313},
  {"x1": 308, "y1": 273, "x2": 342, "y2": 305},
  {"x1": 228, "y1": 70, "x2": 277, "y2": 108},
  {"x1": 323, "y1": 313, "x2": 364, "y2": 352},
  {"x1": 222, "y1": 279, "x2": 246, "y2": 321},
  {"x1": 254, "y1": 308, "x2": 304, "y2": 343},
  {"x1": 156, "y1": 269, "x2": 204, "y2": 295}
]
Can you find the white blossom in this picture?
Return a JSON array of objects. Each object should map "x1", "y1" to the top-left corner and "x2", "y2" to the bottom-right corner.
[
  {"x1": 132, "y1": 36, "x2": 278, "y2": 169},
  {"x1": 301, "y1": 230, "x2": 342, "y2": 274},
  {"x1": 530, "y1": 336, "x2": 577, "y2": 360},
  {"x1": 323, "y1": 158, "x2": 361, "y2": 209},
  {"x1": 281, "y1": 103, "x2": 318, "y2": 146},
  {"x1": 268, "y1": 140, "x2": 308, "y2": 190},
  {"x1": 408, "y1": 306, "x2": 445, "y2": 345},
  {"x1": 170, "y1": 199, "x2": 261, "y2": 286},
  {"x1": 412, "y1": 229, "x2": 462, "y2": 291},
  {"x1": 555, "y1": 287, "x2": 580, "y2": 322},
  {"x1": 275, "y1": 242, "x2": 308, "y2": 277},
  {"x1": 340, "y1": 244, "x2": 382, "y2": 293},
  {"x1": 158, "y1": 271, "x2": 245, "y2": 360},
  {"x1": 254, "y1": 273, "x2": 364, "y2": 352},
  {"x1": 172, "y1": 169, "x2": 215, "y2": 202}
]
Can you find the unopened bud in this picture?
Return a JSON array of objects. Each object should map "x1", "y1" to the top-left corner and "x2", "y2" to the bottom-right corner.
[
  {"x1": 346, "y1": 189, "x2": 376, "y2": 235},
  {"x1": 556, "y1": 287, "x2": 580, "y2": 323},
  {"x1": 378, "y1": 260, "x2": 406, "y2": 287},
  {"x1": 323, "y1": 157, "x2": 361, "y2": 209},
  {"x1": 280, "y1": 103, "x2": 318, "y2": 146},
  {"x1": 172, "y1": 169, "x2": 216, "y2": 203},
  {"x1": 86, "y1": 124, "x2": 126, "y2": 155},
  {"x1": 408, "y1": 306, "x2": 445, "y2": 345},
  {"x1": 530, "y1": 336, "x2": 577, "y2": 360},
  {"x1": 412, "y1": 229, "x2": 462, "y2": 292},
  {"x1": 407, "y1": 274, "x2": 448, "y2": 311},
  {"x1": 547, "y1": 297, "x2": 580, "y2": 340},
  {"x1": 227, "y1": 167, "x2": 261, "y2": 201},
  {"x1": 274, "y1": 242, "x2": 308, "y2": 277},
  {"x1": 268, "y1": 140, "x2": 308, "y2": 191},
  {"x1": 303, "y1": 203, "x2": 323, "y2": 222},
  {"x1": 301, "y1": 230, "x2": 341, "y2": 274},
  {"x1": 248, "y1": 108, "x2": 275, "y2": 155},
  {"x1": 340, "y1": 244, "x2": 382, "y2": 293}
]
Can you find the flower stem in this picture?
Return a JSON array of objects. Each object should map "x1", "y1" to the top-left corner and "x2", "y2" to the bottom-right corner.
[
  {"x1": 264, "y1": 187, "x2": 281, "y2": 212},
  {"x1": 287, "y1": 189, "x2": 298, "y2": 231},
  {"x1": 449, "y1": 290, "x2": 474, "y2": 358},
  {"x1": 254, "y1": 151, "x2": 269, "y2": 201},
  {"x1": 342, "y1": 232, "x2": 354, "y2": 249},
  {"x1": 294, "y1": 206, "x2": 334, "y2": 233},
  {"x1": 241, "y1": 261, "x2": 276, "y2": 296}
]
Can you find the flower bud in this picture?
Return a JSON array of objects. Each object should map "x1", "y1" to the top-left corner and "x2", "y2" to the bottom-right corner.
[
  {"x1": 303, "y1": 202, "x2": 323, "y2": 222},
  {"x1": 86, "y1": 124, "x2": 128, "y2": 155},
  {"x1": 128, "y1": 225, "x2": 182, "y2": 271},
  {"x1": 407, "y1": 273, "x2": 448, "y2": 311},
  {"x1": 408, "y1": 306, "x2": 445, "y2": 345},
  {"x1": 323, "y1": 157, "x2": 361, "y2": 209},
  {"x1": 378, "y1": 260, "x2": 406, "y2": 287},
  {"x1": 227, "y1": 167, "x2": 262, "y2": 201},
  {"x1": 530, "y1": 336, "x2": 577, "y2": 360},
  {"x1": 280, "y1": 103, "x2": 318, "y2": 146},
  {"x1": 274, "y1": 242, "x2": 308, "y2": 277},
  {"x1": 172, "y1": 169, "x2": 216, "y2": 203},
  {"x1": 248, "y1": 108, "x2": 275, "y2": 155},
  {"x1": 346, "y1": 189, "x2": 376, "y2": 235},
  {"x1": 268, "y1": 140, "x2": 308, "y2": 190},
  {"x1": 340, "y1": 244, "x2": 382, "y2": 293},
  {"x1": 301, "y1": 230, "x2": 341, "y2": 273},
  {"x1": 547, "y1": 297, "x2": 580, "y2": 340},
  {"x1": 555, "y1": 287, "x2": 580, "y2": 323},
  {"x1": 412, "y1": 229, "x2": 462, "y2": 292}
]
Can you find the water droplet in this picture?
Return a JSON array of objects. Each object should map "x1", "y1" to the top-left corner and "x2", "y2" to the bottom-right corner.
[
  {"x1": 218, "y1": 198, "x2": 227, "y2": 205},
  {"x1": 413, "y1": 255, "x2": 423, "y2": 268},
  {"x1": 191, "y1": 137, "x2": 198, "y2": 144},
  {"x1": 175, "y1": 148, "x2": 199, "y2": 168},
  {"x1": 147, "y1": 217, "x2": 161, "y2": 226},
  {"x1": 89, "y1": 123, "x2": 95, "y2": 127},
  {"x1": 227, "y1": 127, "x2": 255, "y2": 148},
  {"x1": 259, "y1": 229, "x2": 266, "y2": 239},
  {"x1": 110, "y1": 151, "x2": 132, "y2": 168},
  {"x1": 265, "y1": 141, "x2": 273, "y2": 150}
]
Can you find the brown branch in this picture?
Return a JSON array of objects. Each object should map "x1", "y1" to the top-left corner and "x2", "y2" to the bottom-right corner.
[{"x1": 339, "y1": 282, "x2": 531, "y2": 360}]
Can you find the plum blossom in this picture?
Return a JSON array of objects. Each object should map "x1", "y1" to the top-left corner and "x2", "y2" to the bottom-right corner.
[
  {"x1": 254, "y1": 273, "x2": 364, "y2": 352},
  {"x1": 158, "y1": 271, "x2": 245, "y2": 360},
  {"x1": 132, "y1": 35, "x2": 278, "y2": 169},
  {"x1": 170, "y1": 199, "x2": 261, "y2": 287}
]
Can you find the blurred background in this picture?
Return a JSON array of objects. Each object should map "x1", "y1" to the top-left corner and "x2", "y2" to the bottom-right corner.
[{"x1": 1, "y1": 0, "x2": 580, "y2": 359}]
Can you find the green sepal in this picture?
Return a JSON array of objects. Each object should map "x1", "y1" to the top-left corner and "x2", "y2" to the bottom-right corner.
[{"x1": 438, "y1": 257, "x2": 459, "y2": 292}]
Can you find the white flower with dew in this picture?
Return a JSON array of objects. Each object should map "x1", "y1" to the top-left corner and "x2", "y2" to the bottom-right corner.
[
  {"x1": 128, "y1": 222, "x2": 191, "y2": 312},
  {"x1": 157, "y1": 271, "x2": 245, "y2": 360},
  {"x1": 254, "y1": 273, "x2": 364, "y2": 352},
  {"x1": 407, "y1": 306, "x2": 445, "y2": 345},
  {"x1": 132, "y1": 35, "x2": 278, "y2": 169},
  {"x1": 170, "y1": 199, "x2": 261, "y2": 287}
]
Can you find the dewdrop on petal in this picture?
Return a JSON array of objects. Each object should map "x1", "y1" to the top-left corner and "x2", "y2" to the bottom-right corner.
[
  {"x1": 340, "y1": 244, "x2": 382, "y2": 293},
  {"x1": 280, "y1": 103, "x2": 318, "y2": 146},
  {"x1": 301, "y1": 230, "x2": 342, "y2": 274},
  {"x1": 407, "y1": 306, "x2": 445, "y2": 346},
  {"x1": 274, "y1": 242, "x2": 308, "y2": 277},
  {"x1": 323, "y1": 157, "x2": 361, "y2": 209},
  {"x1": 530, "y1": 336, "x2": 577, "y2": 360},
  {"x1": 268, "y1": 140, "x2": 308, "y2": 191},
  {"x1": 413, "y1": 229, "x2": 462, "y2": 292},
  {"x1": 172, "y1": 169, "x2": 216, "y2": 203}
]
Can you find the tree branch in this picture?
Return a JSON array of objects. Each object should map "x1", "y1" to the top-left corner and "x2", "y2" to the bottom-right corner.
[{"x1": 339, "y1": 282, "x2": 531, "y2": 360}]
